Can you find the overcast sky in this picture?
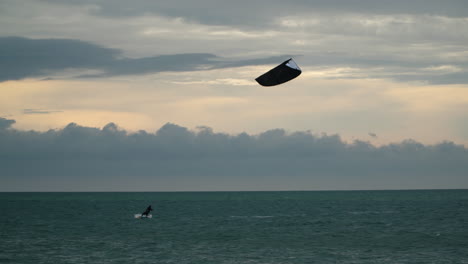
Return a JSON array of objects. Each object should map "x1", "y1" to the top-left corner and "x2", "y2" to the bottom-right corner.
[{"x1": 1, "y1": 0, "x2": 467, "y2": 191}]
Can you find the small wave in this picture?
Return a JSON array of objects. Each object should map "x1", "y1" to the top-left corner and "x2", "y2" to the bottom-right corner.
[
  {"x1": 229, "y1": 215, "x2": 274, "y2": 219},
  {"x1": 348, "y1": 210, "x2": 398, "y2": 215}
]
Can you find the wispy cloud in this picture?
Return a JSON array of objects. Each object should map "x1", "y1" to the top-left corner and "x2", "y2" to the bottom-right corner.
[
  {"x1": 0, "y1": 37, "x2": 291, "y2": 82},
  {"x1": 37, "y1": 0, "x2": 468, "y2": 26},
  {"x1": 3, "y1": 35, "x2": 467, "y2": 85},
  {"x1": 23, "y1": 109, "x2": 63, "y2": 115}
]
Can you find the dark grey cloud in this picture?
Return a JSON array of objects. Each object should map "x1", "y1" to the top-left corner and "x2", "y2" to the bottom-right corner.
[
  {"x1": 0, "y1": 37, "x2": 117, "y2": 81},
  {"x1": 1, "y1": 118, "x2": 467, "y2": 191},
  {"x1": 0, "y1": 37, "x2": 291, "y2": 82},
  {"x1": 3, "y1": 36, "x2": 467, "y2": 85},
  {"x1": 39, "y1": 0, "x2": 468, "y2": 27},
  {"x1": 0, "y1": 117, "x2": 15, "y2": 130},
  {"x1": 0, "y1": 37, "x2": 118, "y2": 81}
]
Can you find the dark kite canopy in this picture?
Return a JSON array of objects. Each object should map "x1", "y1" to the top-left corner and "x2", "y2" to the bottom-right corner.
[{"x1": 255, "y1": 58, "x2": 301, "y2": 86}]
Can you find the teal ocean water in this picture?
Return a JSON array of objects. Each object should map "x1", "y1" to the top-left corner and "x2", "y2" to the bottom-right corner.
[{"x1": 1, "y1": 190, "x2": 467, "y2": 263}]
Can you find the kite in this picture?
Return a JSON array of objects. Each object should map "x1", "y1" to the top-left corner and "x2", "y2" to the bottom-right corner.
[{"x1": 255, "y1": 58, "x2": 301, "y2": 86}]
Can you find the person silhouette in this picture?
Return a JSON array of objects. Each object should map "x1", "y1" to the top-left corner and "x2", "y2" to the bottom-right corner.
[{"x1": 142, "y1": 205, "x2": 153, "y2": 217}]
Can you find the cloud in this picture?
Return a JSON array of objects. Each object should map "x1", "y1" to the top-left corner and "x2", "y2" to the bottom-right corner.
[
  {"x1": 4, "y1": 36, "x2": 467, "y2": 85},
  {"x1": 1, "y1": 119, "x2": 467, "y2": 191},
  {"x1": 0, "y1": 117, "x2": 15, "y2": 130},
  {"x1": 37, "y1": 0, "x2": 468, "y2": 27},
  {"x1": 2, "y1": 1, "x2": 468, "y2": 85},
  {"x1": 0, "y1": 37, "x2": 291, "y2": 82},
  {"x1": 0, "y1": 37, "x2": 118, "y2": 81},
  {"x1": 23, "y1": 109, "x2": 63, "y2": 115}
]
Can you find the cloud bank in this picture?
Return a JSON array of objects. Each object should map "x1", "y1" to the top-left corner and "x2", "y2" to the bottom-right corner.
[{"x1": 1, "y1": 117, "x2": 467, "y2": 191}]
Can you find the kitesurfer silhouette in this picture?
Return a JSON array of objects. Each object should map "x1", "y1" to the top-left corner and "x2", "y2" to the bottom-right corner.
[{"x1": 142, "y1": 205, "x2": 153, "y2": 217}]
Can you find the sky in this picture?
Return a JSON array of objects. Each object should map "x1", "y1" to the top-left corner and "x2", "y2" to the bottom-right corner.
[{"x1": 1, "y1": 0, "x2": 467, "y2": 191}]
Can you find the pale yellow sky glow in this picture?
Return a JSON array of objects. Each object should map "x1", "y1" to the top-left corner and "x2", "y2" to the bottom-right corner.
[{"x1": 2, "y1": 66, "x2": 467, "y2": 145}]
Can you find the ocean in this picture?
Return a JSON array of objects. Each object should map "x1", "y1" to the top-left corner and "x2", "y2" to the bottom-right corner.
[{"x1": 1, "y1": 190, "x2": 467, "y2": 263}]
